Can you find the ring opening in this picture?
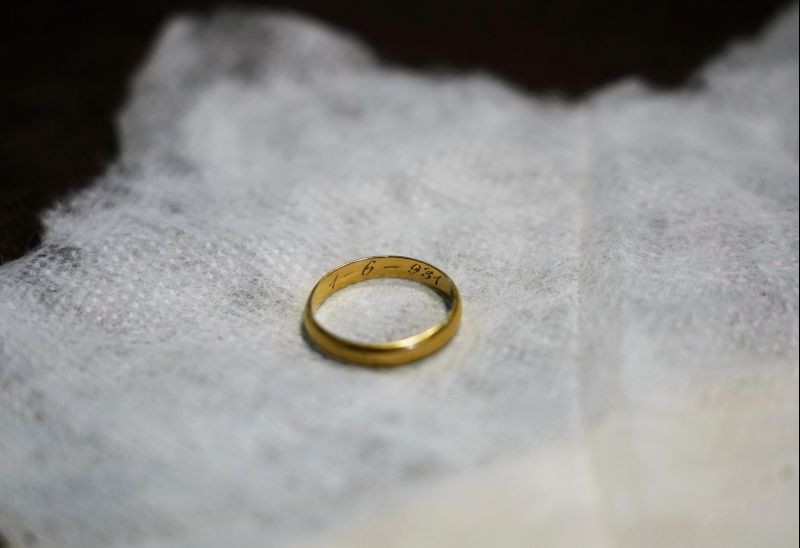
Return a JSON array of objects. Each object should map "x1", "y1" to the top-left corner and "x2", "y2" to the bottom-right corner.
[{"x1": 315, "y1": 278, "x2": 449, "y2": 343}]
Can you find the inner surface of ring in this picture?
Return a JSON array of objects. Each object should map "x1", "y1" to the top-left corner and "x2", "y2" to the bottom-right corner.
[{"x1": 310, "y1": 257, "x2": 457, "y2": 314}]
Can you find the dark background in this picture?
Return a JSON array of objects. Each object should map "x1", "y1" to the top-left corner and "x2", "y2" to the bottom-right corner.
[{"x1": 0, "y1": 0, "x2": 792, "y2": 264}]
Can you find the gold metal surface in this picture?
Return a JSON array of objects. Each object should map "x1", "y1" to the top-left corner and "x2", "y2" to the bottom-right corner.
[{"x1": 303, "y1": 256, "x2": 461, "y2": 367}]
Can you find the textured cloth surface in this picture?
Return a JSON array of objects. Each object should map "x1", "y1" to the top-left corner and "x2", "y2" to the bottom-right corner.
[{"x1": 1, "y1": 6, "x2": 798, "y2": 548}]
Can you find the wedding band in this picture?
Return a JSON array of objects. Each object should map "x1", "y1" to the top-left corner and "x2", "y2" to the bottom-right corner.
[{"x1": 303, "y1": 256, "x2": 461, "y2": 366}]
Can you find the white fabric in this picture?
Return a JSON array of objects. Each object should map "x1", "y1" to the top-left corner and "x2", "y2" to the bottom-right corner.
[{"x1": 0, "y1": 6, "x2": 798, "y2": 548}]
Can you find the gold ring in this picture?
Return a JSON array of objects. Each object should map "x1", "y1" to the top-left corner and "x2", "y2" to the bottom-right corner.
[{"x1": 303, "y1": 256, "x2": 461, "y2": 367}]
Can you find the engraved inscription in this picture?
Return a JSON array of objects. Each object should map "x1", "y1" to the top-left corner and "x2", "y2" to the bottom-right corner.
[
  {"x1": 408, "y1": 263, "x2": 443, "y2": 285},
  {"x1": 361, "y1": 260, "x2": 377, "y2": 276}
]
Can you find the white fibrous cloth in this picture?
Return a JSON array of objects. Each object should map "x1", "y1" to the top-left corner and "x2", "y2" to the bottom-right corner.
[{"x1": 0, "y1": 5, "x2": 798, "y2": 548}]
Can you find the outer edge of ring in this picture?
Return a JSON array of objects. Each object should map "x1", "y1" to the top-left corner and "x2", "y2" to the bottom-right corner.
[{"x1": 303, "y1": 256, "x2": 461, "y2": 367}]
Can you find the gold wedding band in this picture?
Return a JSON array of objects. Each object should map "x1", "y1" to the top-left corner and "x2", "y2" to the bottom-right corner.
[{"x1": 303, "y1": 256, "x2": 461, "y2": 367}]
